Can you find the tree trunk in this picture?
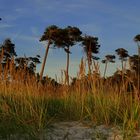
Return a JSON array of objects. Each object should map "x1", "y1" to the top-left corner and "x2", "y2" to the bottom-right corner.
[
  {"x1": 121, "y1": 59, "x2": 124, "y2": 72},
  {"x1": 87, "y1": 52, "x2": 91, "y2": 75},
  {"x1": 124, "y1": 60, "x2": 127, "y2": 71},
  {"x1": 66, "y1": 46, "x2": 70, "y2": 85},
  {"x1": 40, "y1": 40, "x2": 51, "y2": 80},
  {"x1": 103, "y1": 61, "x2": 108, "y2": 78},
  {"x1": 87, "y1": 41, "x2": 92, "y2": 75},
  {"x1": 121, "y1": 59, "x2": 125, "y2": 91},
  {"x1": 137, "y1": 43, "x2": 140, "y2": 94},
  {"x1": 137, "y1": 42, "x2": 140, "y2": 57}
]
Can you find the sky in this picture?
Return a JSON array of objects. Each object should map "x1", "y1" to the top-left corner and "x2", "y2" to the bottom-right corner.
[{"x1": 0, "y1": 0, "x2": 140, "y2": 79}]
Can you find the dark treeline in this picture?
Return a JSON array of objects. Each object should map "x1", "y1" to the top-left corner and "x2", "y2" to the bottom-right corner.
[
  {"x1": 0, "y1": 38, "x2": 41, "y2": 75},
  {"x1": 0, "y1": 24, "x2": 140, "y2": 92}
]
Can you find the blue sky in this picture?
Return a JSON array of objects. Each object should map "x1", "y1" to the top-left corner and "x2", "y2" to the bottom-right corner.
[{"x1": 0, "y1": 0, "x2": 140, "y2": 79}]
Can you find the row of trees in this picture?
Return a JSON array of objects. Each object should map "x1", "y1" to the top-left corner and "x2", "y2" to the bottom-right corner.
[
  {"x1": 40, "y1": 25, "x2": 100, "y2": 85},
  {"x1": 0, "y1": 20, "x2": 140, "y2": 87},
  {"x1": 0, "y1": 39, "x2": 41, "y2": 77},
  {"x1": 40, "y1": 25, "x2": 140, "y2": 85}
]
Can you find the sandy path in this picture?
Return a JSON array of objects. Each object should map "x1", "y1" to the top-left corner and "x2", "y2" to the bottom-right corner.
[{"x1": 1, "y1": 121, "x2": 140, "y2": 140}]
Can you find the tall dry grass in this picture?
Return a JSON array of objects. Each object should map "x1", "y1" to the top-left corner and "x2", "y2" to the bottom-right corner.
[{"x1": 0, "y1": 58, "x2": 140, "y2": 139}]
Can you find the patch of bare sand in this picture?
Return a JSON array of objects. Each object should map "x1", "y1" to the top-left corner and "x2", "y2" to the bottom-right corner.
[{"x1": 2, "y1": 121, "x2": 140, "y2": 140}]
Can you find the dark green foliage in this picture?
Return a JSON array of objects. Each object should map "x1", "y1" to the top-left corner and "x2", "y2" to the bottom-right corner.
[
  {"x1": 52, "y1": 26, "x2": 82, "y2": 50},
  {"x1": 0, "y1": 38, "x2": 17, "y2": 65},
  {"x1": 64, "y1": 26, "x2": 82, "y2": 45},
  {"x1": 115, "y1": 48, "x2": 129, "y2": 72},
  {"x1": 82, "y1": 35, "x2": 100, "y2": 63},
  {"x1": 15, "y1": 55, "x2": 40, "y2": 74},
  {"x1": 40, "y1": 25, "x2": 59, "y2": 42},
  {"x1": 82, "y1": 35, "x2": 100, "y2": 73},
  {"x1": 129, "y1": 55, "x2": 140, "y2": 73},
  {"x1": 102, "y1": 55, "x2": 115, "y2": 63},
  {"x1": 115, "y1": 48, "x2": 129, "y2": 61},
  {"x1": 0, "y1": 38, "x2": 17, "y2": 56},
  {"x1": 40, "y1": 25, "x2": 82, "y2": 85},
  {"x1": 82, "y1": 36, "x2": 100, "y2": 55},
  {"x1": 134, "y1": 34, "x2": 140, "y2": 42},
  {"x1": 39, "y1": 25, "x2": 64, "y2": 80}
]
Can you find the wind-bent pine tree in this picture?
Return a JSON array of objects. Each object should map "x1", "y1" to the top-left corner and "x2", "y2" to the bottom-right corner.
[
  {"x1": 39, "y1": 25, "x2": 60, "y2": 80},
  {"x1": 115, "y1": 48, "x2": 129, "y2": 72},
  {"x1": 82, "y1": 35, "x2": 100, "y2": 74},
  {"x1": 134, "y1": 34, "x2": 140, "y2": 92},
  {"x1": 63, "y1": 26, "x2": 82, "y2": 85},
  {"x1": 115, "y1": 48, "x2": 129, "y2": 91},
  {"x1": 102, "y1": 54, "x2": 115, "y2": 78}
]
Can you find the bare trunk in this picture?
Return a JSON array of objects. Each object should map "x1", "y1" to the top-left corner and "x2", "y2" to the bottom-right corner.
[
  {"x1": 87, "y1": 41, "x2": 92, "y2": 75},
  {"x1": 121, "y1": 59, "x2": 124, "y2": 73},
  {"x1": 66, "y1": 46, "x2": 70, "y2": 86},
  {"x1": 87, "y1": 52, "x2": 91, "y2": 75},
  {"x1": 93, "y1": 60, "x2": 98, "y2": 72},
  {"x1": 138, "y1": 42, "x2": 140, "y2": 57},
  {"x1": 103, "y1": 61, "x2": 108, "y2": 78},
  {"x1": 40, "y1": 40, "x2": 51, "y2": 80},
  {"x1": 137, "y1": 42, "x2": 140, "y2": 94},
  {"x1": 121, "y1": 59, "x2": 125, "y2": 91},
  {"x1": 124, "y1": 60, "x2": 127, "y2": 71}
]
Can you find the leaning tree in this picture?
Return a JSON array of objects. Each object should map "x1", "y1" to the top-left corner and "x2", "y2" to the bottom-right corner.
[
  {"x1": 39, "y1": 25, "x2": 60, "y2": 80},
  {"x1": 102, "y1": 54, "x2": 115, "y2": 78},
  {"x1": 82, "y1": 35, "x2": 100, "y2": 74}
]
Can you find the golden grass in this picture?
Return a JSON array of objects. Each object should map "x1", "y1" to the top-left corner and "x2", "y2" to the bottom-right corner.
[{"x1": 0, "y1": 59, "x2": 139, "y2": 139}]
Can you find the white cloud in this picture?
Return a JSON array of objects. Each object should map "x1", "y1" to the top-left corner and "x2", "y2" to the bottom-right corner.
[
  {"x1": 1, "y1": 31, "x2": 39, "y2": 42},
  {"x1": 15, "y1": 8, "x2": 25, "y2": 13},
  {"x1": 18, "y1": 35, "x2": 39, "y2": 42},
  {"x1": 0, "y1": 24, "x2": 14, "y2": 28}
]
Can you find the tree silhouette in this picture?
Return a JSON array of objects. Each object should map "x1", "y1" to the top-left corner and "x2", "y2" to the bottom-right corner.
[
  {"x1": 82, "y1": 35, "x2": 100, "y2": 74},
  {"x1": 15, "y1": 57, "x2": 29, "y2": 69},
  {"x1": 0, "y1": 38, "x2": 17, "y2": 67},
  {"x1": 115, "y1": 48, "x2": 129, "y2": 91},
  {"x1": 40, "y1": 25, "x2": 82, "y2": 85},
  {"x1": 15, "y1": 55, "x2": 40, "y2": 75},
  {"x1": 64, "y1": 26, "x2": 82, "y2": 85},
  {"x1": 134, "y1": 34, "x2": 140, "y2": 92},
  {"x1": 129, "y1": 55, "x2": 140, "y2": 73},
  {"x1": 115, "y1": 48, "x2": 129, "y2": 72},
  {"x1": 134, "y1": 34, "x2": 140, "y2": 57},
  {"x1": 102, "y1": 54, "x2": 115, "y2": 78},
  {"x1": 39, "y1": 25, "x2": 60, "y2": 80}
]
